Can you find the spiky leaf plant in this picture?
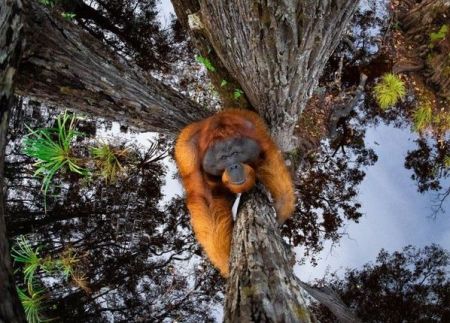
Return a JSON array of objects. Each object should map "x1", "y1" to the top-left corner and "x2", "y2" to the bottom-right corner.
[
  {"x1": 11, "y1": 236, "x2": 42, "y2": 289},
  {"x1": 72, "y1": 271, "x2": 91, "y2": 294},
  {"x1": 373, "y1": 73, "x2": 406, "y2": 110},
  {"x1": 23, "y1": 111, "x2": 87, "y2": 195},
  {"x1": 17, "y1": 287, "x2": 47, "y2": 323},
  {"x1": 91, "y1": 144, "x2": 128, "y2": 183},
  {"x1": 57, "y1": 248, "x2": 79, "y2": 280}
]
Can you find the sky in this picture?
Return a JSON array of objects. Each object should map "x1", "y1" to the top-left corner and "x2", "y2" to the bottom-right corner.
[
  {"x1": 156, "y1": 0, "x2": 175, "y2": 29},
  {"x1": 295, "y1": 124, "x2": 450, "y2": 281}
]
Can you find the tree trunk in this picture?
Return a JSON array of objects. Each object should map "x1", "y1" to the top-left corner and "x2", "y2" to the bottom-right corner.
[
  {"x1": 16, "y1": 0, "x2": 211, "y2": 135},
  {"x1": 0, "y1": 0, "x2": 27, "y2": 321},
  {"x1": 173, "y1": 0, "x2": 357, "y2": 150},
  {"x1": 224, "y1": 187, "x2": 312, "y2": 322},
  {"x1": 224, "y1": 192, "x2": 364, "y2": 322},
  {"x1": 173, "y1": 1, "x2": 359, "y2": 321}
]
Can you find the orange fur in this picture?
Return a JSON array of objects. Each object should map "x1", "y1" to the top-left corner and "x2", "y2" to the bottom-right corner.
[
  {"x1": 174, "y1": 109, "x2": 295, "y2": 277},
  {"x1": 222, "y1": 164, "x2": 255, "y2": 194}
]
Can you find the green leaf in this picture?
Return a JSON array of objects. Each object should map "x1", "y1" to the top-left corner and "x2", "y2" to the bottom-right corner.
[
  {"x1": 61, "y1": 12, "x2": 76, "y2": 21},
  {"x1": 444, "y1": 156, "x2": 450, "y2": 168},
  {"x1": 38, "y1": 0, "x2": 57, "y2": 7},
  {"x1": 233, "y1": 88, "x2": 244, "y2": 100},
  {"x1": 11, "y1": 236, "x2": 42, "y2": 289},
  {"x1": 91, "y1": 143, "x2": 127, "y2": 184},
  {"x1": 195, "y1": 55, "x2": 216, "y2": 72},
  {"x1": 430, "y1": 24, "x2": 448, "y2": 43},
  {"x1": 413, "y1": 102, "x2": 433, "y2": 132}
]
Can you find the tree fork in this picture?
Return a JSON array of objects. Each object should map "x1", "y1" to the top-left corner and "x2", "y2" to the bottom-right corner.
[{"x1": 175, "y1": 0, "x2": 357, "y2": 151}]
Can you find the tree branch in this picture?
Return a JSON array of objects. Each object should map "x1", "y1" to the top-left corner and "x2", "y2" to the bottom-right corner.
[
  {"x1": 328, "y1": 73, "x2": 367, "y2": 139},
  {"x1": 298, "y1": 281, "x2": 362, "y2": 323}
]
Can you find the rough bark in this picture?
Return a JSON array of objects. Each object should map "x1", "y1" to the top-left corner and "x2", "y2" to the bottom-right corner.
[
  {"x1": 0, "y1": 0, "x2": 27, "y2": 322},
  {"x1": 171, "y1": 1, "x2": 360, "y2": 321},
  {"x1": 174, "y1": 0, "x2": 357, "y2": 150},
  {"x1": 224, "y1": 187, "x2": 312, "y2": 323},
  {"x1": 16, "y1": 0, "x2": 211, "y2": 135}
]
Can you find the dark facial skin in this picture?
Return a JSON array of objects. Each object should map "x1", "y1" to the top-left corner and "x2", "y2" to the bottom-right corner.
[{"x1": 202, "y1": 138, "x2": 261, "y2": 183}]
